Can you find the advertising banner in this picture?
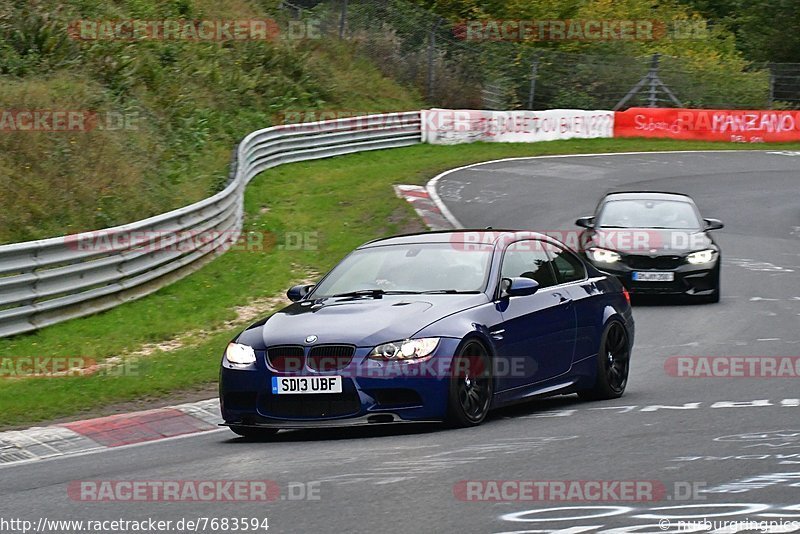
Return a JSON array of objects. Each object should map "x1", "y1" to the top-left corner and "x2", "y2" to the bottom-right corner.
[
  {"x1": 614, "y1": 107, "x2": 800, "y2": 143},
  {"x1": 422, "y1": 109, "x2": 615, "y2": 144}
]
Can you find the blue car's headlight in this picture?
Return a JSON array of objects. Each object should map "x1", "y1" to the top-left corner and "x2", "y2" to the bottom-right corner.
[
  {"x1": 368, "y1": 338, "x2": 440, "y2": 361},
  {"x1": 226, "y1": 342, "x2": 256, "y2": 365},
  {"x1": 687, "y1": 249, "x2": 716, "y2": 265}
]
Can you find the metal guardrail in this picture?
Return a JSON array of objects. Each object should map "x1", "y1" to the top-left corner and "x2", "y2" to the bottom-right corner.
[{"x1": 0, "y1": 112, "x2": 422, "y2": 337}]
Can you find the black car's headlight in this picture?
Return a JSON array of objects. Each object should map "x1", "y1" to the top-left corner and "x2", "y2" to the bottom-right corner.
[
  {"x1": 687, "y1": 249, "x2": 717, "y2": 265},
  {"x1": 368, "y1": 338, "x2": 440, "y2": 361},
  {"x1": 225, "y1": 342, "x2": 256, "y2": 365},
  {"x1": 588, "y1": 247, "x2": 621, "y2": 264}
]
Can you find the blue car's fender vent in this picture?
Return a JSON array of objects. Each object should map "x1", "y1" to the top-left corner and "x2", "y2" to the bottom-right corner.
[
  {"x1": 307, "y1": 345, "x2": 355, "y2": 372},
  {"x1": 366, "y1": 388, "x2": 423, "y2": 408}
]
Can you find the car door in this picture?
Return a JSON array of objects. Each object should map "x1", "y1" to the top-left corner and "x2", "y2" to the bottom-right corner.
[
  {"x1": 493, "y1": 239, "x2": 578, "y2": 392},
  {"x1": 547, "y1": 243, "x2": 592, "y2": 364}
]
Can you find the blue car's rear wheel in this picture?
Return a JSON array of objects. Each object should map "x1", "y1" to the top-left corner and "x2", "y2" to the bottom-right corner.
[
  {"x1": 446, "y1": 340, "x2": 493, "y2": 427},
  {"x1": 578, "y1": 321, "x2": 630, "y2": 401}
]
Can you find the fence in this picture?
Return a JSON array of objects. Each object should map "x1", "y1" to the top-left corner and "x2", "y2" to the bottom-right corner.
[
  {"x1": 280, "y1": 0, "x2": 799, "y2": 111},
  {"x1": 0, "y1": 112, "x2": 421, "y2": 338}
]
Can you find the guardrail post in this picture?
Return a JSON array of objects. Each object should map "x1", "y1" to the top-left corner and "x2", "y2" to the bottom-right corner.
[
  {"x1": 768, "y1": 68, "x2": 776, "y2": 109},
  {"x1": 427, "y1": 19, "x2": 442, "y2": 102},
  {"x1": 527, "y1": 55, "x2": 540, "y2": 110},
  {"x1": 338, "y1": 0, "x2": 348, "y2": 39},
  {"x1": 648, "y1": 53, "x2": 660, "y2": 107}
]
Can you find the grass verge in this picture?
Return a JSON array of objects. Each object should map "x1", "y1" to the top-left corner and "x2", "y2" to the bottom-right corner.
[{"x1": 1, "y1": 138, "x2": 798, "y2": 429}]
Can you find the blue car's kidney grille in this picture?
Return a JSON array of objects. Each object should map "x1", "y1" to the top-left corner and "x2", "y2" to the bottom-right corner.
[
  {"x1": 307, "y1": 345, "x2": 355, "y2": 372},
  {"x1": 266, "y1": 346, "x2": 305, "y2": 372},
  {"x1": 260, "y1": 391, "x2": 360, "y2": 418}
]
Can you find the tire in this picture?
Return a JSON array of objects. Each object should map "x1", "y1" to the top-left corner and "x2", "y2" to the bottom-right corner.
[
  {"x1": 229, "y1": 426, "x2": 279, "y2": 440},
  {"x1": 578, "y1": 321, "x2": 631, "y2": 401},
  {"x1": 445, "y1": 340, "x2": 493, "y2": 428}
]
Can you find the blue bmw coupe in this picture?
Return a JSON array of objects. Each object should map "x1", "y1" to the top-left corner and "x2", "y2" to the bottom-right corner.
[{"x1": 220, "y1": 230, "x2": 634, "y2": 438}]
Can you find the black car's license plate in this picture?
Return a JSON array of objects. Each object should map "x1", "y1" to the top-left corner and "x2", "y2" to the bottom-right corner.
[{"x1": 632, "y1": 271, "x2": 675, "y2": 282}]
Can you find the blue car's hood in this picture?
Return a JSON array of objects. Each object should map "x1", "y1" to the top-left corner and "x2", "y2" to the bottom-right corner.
[{"x1": 240, "y1": 294, "x2": 488, "y2": 348}]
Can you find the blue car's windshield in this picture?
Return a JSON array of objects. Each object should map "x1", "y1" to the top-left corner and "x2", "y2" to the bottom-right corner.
[{"x1": 311, "y1": 242, "x2": 494, "y2": 297}]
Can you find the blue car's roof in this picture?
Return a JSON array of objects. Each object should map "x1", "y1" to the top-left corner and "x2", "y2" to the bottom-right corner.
[{"x1": 360, "y1": 229, "x2": 555, "y2": 249}]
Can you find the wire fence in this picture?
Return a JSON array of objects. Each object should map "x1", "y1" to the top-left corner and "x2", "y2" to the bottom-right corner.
[{"x1": 278, "y1": 0, "x2": 800, "y2": 110}]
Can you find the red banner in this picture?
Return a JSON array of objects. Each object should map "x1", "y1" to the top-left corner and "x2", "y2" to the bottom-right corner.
[{"x1": 614, "y1": 107, "x2": 800, "y2": 143}]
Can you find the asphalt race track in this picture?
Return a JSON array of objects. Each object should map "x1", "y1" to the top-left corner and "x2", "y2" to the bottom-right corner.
[{"x1": 2, "y1": 150, "x2": 799, "y2": 533}]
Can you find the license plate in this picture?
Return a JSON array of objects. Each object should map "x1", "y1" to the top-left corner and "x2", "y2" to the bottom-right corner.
[
  {"x1": 271, "y1": 376, "x2": 342, "y2": 395},
  {"x1": 632, "y1": 271, "x2": 675, "y2": 282}
]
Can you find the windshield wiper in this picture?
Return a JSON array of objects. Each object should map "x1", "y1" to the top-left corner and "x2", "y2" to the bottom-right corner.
[
  {"x1": 323, "y1": 289, "x2": 481, "y2": 298},
  {"x1": 324, "y1": 289, "x2": 420, "y2": 299},
  {"x1": 421, "y1": 289, "x2": 482, "y2": 294}
]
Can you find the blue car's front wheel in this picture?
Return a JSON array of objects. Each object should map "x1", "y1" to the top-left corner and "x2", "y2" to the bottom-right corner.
[
  {"x1": 578, "y1": 321, "x2": 630, "y2": 401},
  {"x1": 446, "y1": 340, "x2": 493, "y2": 427}
]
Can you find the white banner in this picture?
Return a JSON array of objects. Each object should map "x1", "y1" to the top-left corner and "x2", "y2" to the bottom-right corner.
[{"x1": 422, "y1": 108, "x2": 614, "y2": 145}]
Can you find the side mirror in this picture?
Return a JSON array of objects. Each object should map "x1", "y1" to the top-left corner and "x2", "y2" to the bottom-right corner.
[
  {"x1": 287, "y1": 284, "x2": 315, "y2": 302},
  {"x1": 499, "y1": 277, "x2": 540, "y2": 299},
  {"x1": 575, "y1": 216, "x2": 595, "y2": 229},
  {"x1": 704, "y1": 218, "x2": 724, "y2": 231}
]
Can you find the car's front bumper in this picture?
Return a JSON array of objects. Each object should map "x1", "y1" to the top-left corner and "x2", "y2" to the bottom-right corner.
[
  {"x1": 220, "y1": 413, "x2": 438, "y2": 430},
  {"x1": 590, "y1": 260, "x2": 719, "y2": 296},
  {"x1": 219, "y1": 338, "x2": 463, "y2": 427}
]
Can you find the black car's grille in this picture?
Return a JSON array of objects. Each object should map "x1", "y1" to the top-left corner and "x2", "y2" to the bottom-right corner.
[
  {"x1": 307, "y1": 345, "x2": 355, "y2": 372},
  {"x1": 260, "y1": 391, "x2": 361, "y2": 418},
  {"x1": 624, "y1": 255, "x2": 683, "y2": 270},
  {"x1": 266, "y1": 346, "x2": 304, "y2": 372}
]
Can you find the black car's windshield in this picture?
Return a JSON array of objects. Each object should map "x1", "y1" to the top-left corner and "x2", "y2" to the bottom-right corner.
[
  {"x1": 597, "y1": 199, "x2": 702, "y2": 230},
  {"x1": 311, "y1": 242, "x2": 493, "y2": 298}
]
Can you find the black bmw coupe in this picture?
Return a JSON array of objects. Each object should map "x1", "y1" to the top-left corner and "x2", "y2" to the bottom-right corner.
[{"x1": 576, "y1": 191, "x2": 724, "y2": 303}]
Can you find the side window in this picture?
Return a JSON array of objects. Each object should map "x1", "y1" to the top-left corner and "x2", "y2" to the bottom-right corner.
[
  {"x1": 549, "y1": 244, "x2": 587, "y2": 284},
  {"x1": 500, "y1": 241, "x2": 558, "y2": 288}
]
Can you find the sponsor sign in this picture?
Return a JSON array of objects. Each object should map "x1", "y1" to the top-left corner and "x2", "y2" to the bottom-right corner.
[
  {"x1": 615, "y1": 107, "x2": 800, "y2": 143},
  {"x1": 422, "y1": 109, "x2": 614, "y2": 145}
]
